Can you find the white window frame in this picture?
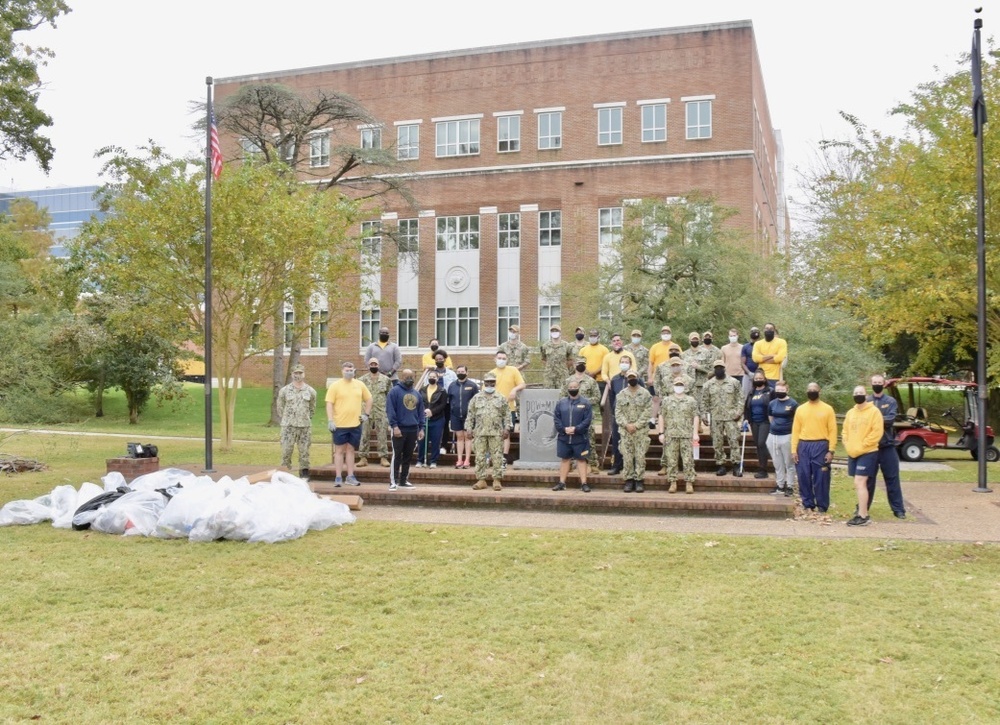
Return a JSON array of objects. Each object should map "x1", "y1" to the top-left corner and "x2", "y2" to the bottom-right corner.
[
  {"x1": 539, "y1": 304, "x2": 561, "y2": 335},
  {"x1": 436, "y1": 215, "x2": 480, "y2": 251},
  {"x1": 498, "y1": 212, "x2": 520, "y2": 249},
  {"x1": 496, "y1": 114, "x2": 521, "y2": 153},
  {"x1": 497, "y1": 306, "x2": 520, "y2": 346},
  {"x1": 683, "y1": 97, "x2": 714, "y2": 140},
  {"x1": 596, "y1": 104, "x2": 624, "y2": 146},
  {"x1": 284, "y1": 310, "x2": 295, "y2": 349},
  {"x1": 397, "y1": 218, "x2": 419, "y2": 253},
  {"x1": 434, "y1": 117, "x2": 481, "y2": 157},
  {"x1": 361, "y1": 308, "x2": 381, "y2": 347},
  {"x1": 309, "y1": 133, "x2": 330, "y2": 167},
  {"x1": 537, "y1": 110, "x2": 562, "y2": 150},
  {"x1": 599, "y1": 207, "x2": 623, "y2": 251},
  {"x1": 639, "y1": 100, "x2": 668, "y2": 143},
  {"x1": 360, "y1": 126, "x2": 382, "y2": 150},
  {"x1": 396, "y1": 123, "x2": 419, "y2": 160},
  {"x1": 361, "y1": 220, "x2": 381, "y2": 257},
  {"x1": 309, "y1": 310, "x2": 329, "y2": 349},
  {"x1": 539, "y1": 210, "x2": 561, "y2": 247},
  {"x1": 436, "y1": 306, "x2": 479, "y2": 347},
  {"x1": 397, "y1": 308, "x2": 418, "y2": 347}
]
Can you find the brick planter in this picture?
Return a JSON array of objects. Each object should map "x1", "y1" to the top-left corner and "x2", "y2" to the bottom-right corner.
[{"x1": 106, "y1": 457, "x2": 160, "y2": 482}]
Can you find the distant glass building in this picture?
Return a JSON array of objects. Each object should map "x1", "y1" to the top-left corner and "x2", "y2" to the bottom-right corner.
[{"x1": 0, "y1": 185, "x2": 103, "y2": 257}]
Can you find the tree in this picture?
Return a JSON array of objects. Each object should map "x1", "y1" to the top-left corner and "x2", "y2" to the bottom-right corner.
[
  {"x1": 74, "y1": 145, "x2": 359, "y2": 447},
  {"x1": 561, "y1": 196, "x2": 773, "y2": 337},
  {"x1": 0, "y1": 197, "x2": 55, "y2": 316},
  {"x1": 798, "y1": 46, "x2": 1000, "y2": 397},
  {"x1": 213, "y1": 83, "x2": 412, "y2": 425},
  {"x1": 0, "y1": 1, "x2": 71, "y2": 172}
]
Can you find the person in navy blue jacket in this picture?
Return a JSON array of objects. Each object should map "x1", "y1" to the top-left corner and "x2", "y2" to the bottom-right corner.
[
  {"x1": 551, "y1": 382, "x2": 594, "y2": 492},
  {"x1": 386, "y1": 370, "x2": 425, "y2": 490},
  {"x1": 448, "y1": 365, "x2": 479, "y2": 469},
  {"x1": 864, "y1": 374, "x2": 906, "y2": 519}
]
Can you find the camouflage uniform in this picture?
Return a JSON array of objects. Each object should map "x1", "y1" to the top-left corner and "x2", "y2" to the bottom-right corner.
[
  {"x1": 540, "y1": 338, "x2": 573, "y2": 389},
  {"x1": 683, "y1": 347, "x2": 711, "y2": 409},
  {"x1": 467, "y1": 391, "x2": 511, "y2": 487},
  {"x1": 615, "y1": 384, "x2": 653, "y2": 482},
  {"x1": 561, "y1": 371, "x2": 601, "y2": 467},
  {"x1": 570, "y1": 339, "x2": 588, "y2": 359},
  {"x1": 277, "y1": 381, "x2": 317, "y2": 471},
  {"x1": 498, "y1": 339, "x2": 531, "y2": 371},
  {"x1": 660, "y1": 390, "x2": 700, "y2": 492},
  {"x1": 625, "y1": 343, "x2": 650, "y2": 380},
  {"x1": 701, "y1": 375, "x2": 744, "y2": 467},
  {"x1": 654, "y1": 363, "x2": 694, "y2": 398},
  {"x1": 358, "y1": 371, "x2": 392, "y2": 461}
]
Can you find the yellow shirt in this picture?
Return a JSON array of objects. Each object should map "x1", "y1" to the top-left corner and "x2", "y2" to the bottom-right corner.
[
  {"x1": 842, "y1": 403, "x2": 884, "y2": 458},
  {"x1": 791, "y1": 400, "x2": 838, "y2": 452},
  {"x1": 601, "y1": 349, "x2": 638, "y2": 382},
  {"x1": 489, "y1": 366, "x2": 525, "y2": 410},
  {"x1": 580, "y1": 343, "x2": 610, "y2": 381},
  {"x1": 420, "y1": 352, "x2": 454, "y2": 369},
  {"x1": 325, "y1": 378, "x2": 372, "y2": 428},
  {"x1": 648, "y1": 340, "x2": 683, "y2": 372},
  {"x1": 752, "y1": 337, "x2": 788, "y2": 381}
]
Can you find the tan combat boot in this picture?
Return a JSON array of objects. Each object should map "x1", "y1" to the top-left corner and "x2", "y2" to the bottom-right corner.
[
  {"x1": 686, "y1": 481, "x2": 694, "y2": 494},
  {"x1": 472, "y1": 480, "x2": 488, "y2": 490},
  {"x1": 380, "y1": 457, "x2": 390, "y2": 467},
  {"x1": 493, "y1": 480, "x2": 503, "y2": 491},
  {"x1": 658, "y1": 467, "x2": 668, "y2": 476},
  {"x1": 667, "y1": 481, "x2": 677, "y2": 493},
  {"x1": 356, "y1": 457, "x2": 368, "y2": 467}
]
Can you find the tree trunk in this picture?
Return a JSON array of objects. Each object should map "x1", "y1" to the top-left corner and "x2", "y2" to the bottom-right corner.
[
  {"x1": 988, "y1": 387, "x2": 1000, "y2": 437},
  {"x1": 94, "y1": 379, "x2": 105, "y2": 418},
  {"x1": 268, "y1": 305, "x2": 285, "y2": 427}
]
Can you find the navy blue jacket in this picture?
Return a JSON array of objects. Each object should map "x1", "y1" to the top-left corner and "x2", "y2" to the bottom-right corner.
[
  {"x1": 553, "y1": 396, "x2": 593, "y2": 444},
  {"x1": 768, "y1": 397, "x2": 799, "y2": 436},
  {"x1": 868, "y1": 393, "x2": 898, "y2": 447},
  {"x1": 448, "y1": 378, "x2": 479, "y2": 421},
  {"x1": 386, "y1": 381, "x2": 425, "y2": 429}
]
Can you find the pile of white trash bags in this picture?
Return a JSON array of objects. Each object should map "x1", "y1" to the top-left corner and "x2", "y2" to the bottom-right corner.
[{"x1": 0, "y1": 468, "x2": 355, "y2": 543}]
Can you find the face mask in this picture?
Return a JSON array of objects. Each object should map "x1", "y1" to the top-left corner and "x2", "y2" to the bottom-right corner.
[
  {"x1": 714, "y1": 369, "x2": 726, "y2": 379},
  {"x1": 729, "y1": 335, "x2": 738, "y2": 344},
  {"x1": 661, "y1": 334, "x2": 672, "y2": 342},
  {"x1": 457, "y1": 373, "x2": 467, "y2": 380},
  {"x1": 508, "y1": 332, "x2": 517, "y2": 341},
  {"x1": 495, "y1": 359, "x2": 507, "y2": 369},
  {"x1": 764, "y1": 330, "x2": 775, "y2": 342},
  {"x1": 703, "y1": 337, "x2": 713, "y2": 346},
  {"x1": 428, "y1": 377, "x2": 438, "y2": 385},
  {"x1": 627, "y1": 378, "x2": 639, "y2": 387},
  {"x1": 631, "y1": 336, "x2": 641, "y2": 345},
  {"x1": 754, "y1": 380, "x2": 766, "y2": 388},
  {"x1": 484, "y1": 386, "x2": 495, "y2": 394},
  {"x1": 551, "y1": 332, "x2": 560, "y2": 340},
  {"x1": 343, "y1": 370, "x2": 355, "y2": 379},
  {"x1": 854, "y1": 394, "x2": 867, "y2": 405},
  {"x1": 776, "y1": 391, "x2": 788, "y2": 399},
  {"x1": 750, "y1": 331, "x2": 760, "y2": 340},
  {"x1": 807, "y1": 390, "x2": 820, "y2": 401},
  {"x1": 368, "y1": 367, "x2": 378, "y2": 374},
  {"x1": 575, "y1": 332, "x2": 585, "y2": 341},
  {"x1": 575, "y1": 363, "x2": 586, "y2": 372},
  {"x1": 589, "y1": 336, "x2": 599, "y2": 344},
  {"x1": 619, "y1": 362, "x2": 630, "y2": 372},
  {"x1": 402, "y1": 379, "x2": 414, "y2": 388},
  {"x1": 379, "y1": 333, "x2": 389, "y2": 342},
  {"x1": 673, "y1": 385, "x2": 685, "y2": 394},
  {"x1": 690, "y1": 340, "x2": 700, "y2": 347},
  {"x1": 568, "y1": 388, "x2": 580, "y2": 397},
  {"x1": 872, "y1": 384, "x2": 884, "y2": 394},
  {"x1": 430, "y1": 344, "x2": 439, "y2": 352},
  {"x1": 435, "y1": 361, "x2": 445, "y2": 369}
]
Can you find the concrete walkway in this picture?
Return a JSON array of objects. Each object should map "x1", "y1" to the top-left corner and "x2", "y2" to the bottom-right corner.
[{"x1": 354, "y1": 480, "x2": 1000, "y2": 543}]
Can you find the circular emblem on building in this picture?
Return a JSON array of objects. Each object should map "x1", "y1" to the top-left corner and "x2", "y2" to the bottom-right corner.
[{"x1": 445, "y1": 266, "x2": 470, "y2": 293}]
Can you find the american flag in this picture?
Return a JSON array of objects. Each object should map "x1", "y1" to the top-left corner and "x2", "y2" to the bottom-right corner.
[{"x1": 210, "y1": 110, "x2": 223, "y2": 180}]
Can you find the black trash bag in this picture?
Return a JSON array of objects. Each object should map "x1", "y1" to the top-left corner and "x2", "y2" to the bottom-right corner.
[{"x1": 71, "y1": 486, "x2": 131, "y2": 531}]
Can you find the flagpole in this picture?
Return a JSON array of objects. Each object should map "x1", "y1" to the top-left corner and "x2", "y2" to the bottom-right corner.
[
  {"x1": 972, "y1": 11, "x2": 991, "y2": 493},
  {"x1": 204, "y1": 76, "x2": 215, "y2": 473}
]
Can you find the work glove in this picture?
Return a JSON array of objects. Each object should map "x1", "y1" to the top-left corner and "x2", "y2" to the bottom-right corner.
[{"x1": 327, "y1": 421, "x2": 336, "y2": 433}]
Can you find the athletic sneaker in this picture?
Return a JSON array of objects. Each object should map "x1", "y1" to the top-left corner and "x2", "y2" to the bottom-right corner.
[
  {"x1": 388, "y1": 482, "x2": 398, "y2": 491},
  {"x1": 334, "y1": 476, "x2": 343, "y2": 487},
  {"x1": 846, "y1": 514, "x2": 871, "y2": 527},
  {"x1": 769, "y1": 486, "x2": 784, "y2": 495},
  {"x1": 415, "y1": 462, "x2": 424, "y2": 468},
  {"x1": 783, "y1": 487, "x2": 794, "y2": 497},
  {"x1": 399, "y1": 480, "x2": 415, "y2": 488},
  {"x1": 344, "y1": 475, "x2": 360, "y2": 486},
  {"x1": 429, "y1": 463, "x2": 437, "y2": 469}
]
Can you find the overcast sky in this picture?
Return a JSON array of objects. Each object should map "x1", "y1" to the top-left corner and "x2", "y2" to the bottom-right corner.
[{"x1": 1, "y1": 0, "x2": 985, "y2": 225}]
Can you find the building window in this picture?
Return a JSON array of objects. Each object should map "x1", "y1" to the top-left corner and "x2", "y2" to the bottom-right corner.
[
  {"x1": 436, "y1": 119, "x2": 480, "y2": 157},
  {"x1": 497, "y1": 115, "x2": 520, "y2": 153},
  {"x1": 686, "y1": 100, "x2": 712, "y2": 139},
  {"x1": 599, "y1": 207, "x2": 623, "y2": 250},
  {"x1": 436, "y1": 307, "x2": 479, "y2": 347},
  {"x1": 397, "y1": 124, "x2": 419, "y2": 160},
  {"x1": 398, "y1": 308, "x2": 418, "y2": 347},
  {"x1": 249, "y1": 322, "x2": 262, "y2": 350},
  {"x1": 497, "y1": 306, "x2": 520, "y2": 345},
  {"x1": 309, "y1": 134, "x2": 330, "y2": 167},
  {"x1": 310, "y1": 310, "x2": 328, "y2": 348},
  {"x1": 361, "y1": 308, "x2": 380, "y2": 346},
  {"x1": 279, "y1": 138, "x2": 296, "y2": 162},
  {"x1": 538, "y1": 112, "x2": 562, "y2": 149},
  {"x1": 598, "y1": 107, "x2": 623, "y2": 145},
  {"x1": 539, "y1": 304, "x2": 561, "y2": 334},
  {"x1": 284, "y1": 310, "x2": 295, "y2": 348},
  {"x1": 361, "y1": 127, "x2": 381, "y2": 150},
  {"x1": 539, "y1": 210, "x2": 561, "y2": 247},
  {"x1": 436, "y1": 215, "x2": 480, "y2": 251},
  {"x1": 641, "y1": 104, "x2": 667, "y2": 142},
  {"x1": 398, "y1": 218, "x2": 419, "y2": 253},
  {"x1": 361, "y1": 221, "x2": 381, "y2": 257},
  {"x1": 498, "y1": 213, "x2": 520, "y2": 249},
  {"x1": 240, "y1": 138, "x2": 262, "y2": 160}
]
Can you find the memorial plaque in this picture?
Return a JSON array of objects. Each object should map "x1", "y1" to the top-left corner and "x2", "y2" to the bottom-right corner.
[{"x1": 514, "y1": 388, "x2": 562, "y2": 469}]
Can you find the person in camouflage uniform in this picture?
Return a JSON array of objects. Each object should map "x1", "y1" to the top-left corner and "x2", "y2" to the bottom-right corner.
[
  {"x1": 540, "y1": 324, "x2": 573, "y2": 389},
  {"x1": 625, "y1": 329, "x2": 650, "y2": 382},
  {"x1": 682, "y1": 331, "x2": 712, "y2": 413},
  {"x1": 570, "y1": 327, "x2": 588, "y2": 359},
  {"x1": 615, "y1": 369, "x2": 653, "y2": 493},
  {"x1": 498, "y1": 324, "x2": 531, "y2": 373},
  {"x1": 357, "y1": 358, "x2": 392, "y2": 467},
  {"x1": 467, "y1": 372, "x2": 511, "y2": 491},
  {"x1": 658, "y1": 378, "x2": 701, "y2": 493},
  {"x1": 701, "y1": 360, "x2": 745, "y2": 475},
  {"x1": 561, "y1": 356, "x2": 601, "y2": 468},
  {"x1": 654, "y1": 355, "x2": 694, "y2": 406},
  {"x1": 700, "y1": 330, "x2": 720, "y2": 364},
  {"x1": 277, "y1": 364, "x2": 317, "y2": 478}
]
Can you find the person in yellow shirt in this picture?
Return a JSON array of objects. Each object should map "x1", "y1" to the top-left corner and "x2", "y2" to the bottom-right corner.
[
  {"x1": 325, "y1": 361, "x2": 373, "y2": 487},
  {"x1": 842, "y1": 384, "x2": 884, "y2": 526},
  {"x1": 490, "y1": 349, "x2": 526, "y2": 461},
  {"x1": 420, "y1": 338, "x2": 454, "y2": 370},
  {"x1": 600, "y1": 333, "x2": 638, "y2": 384},
  {"x1": 751, "y1": 322, "x2": 787, "y2": 388},
  {"x1": 791, "y1": 382, "x2": 838, "y2": 513},
  {"x1": 579, "y1": 328, "x2": 610, "y2": 388}
]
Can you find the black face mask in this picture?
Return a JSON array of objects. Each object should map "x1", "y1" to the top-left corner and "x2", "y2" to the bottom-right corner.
[
  {"x1": 754, "y1": 380, "x2": 766, "y2": 388},
  {"x1": 575, "y1": 333, "x2": 585, "y2": 341},
  {"x1": 854, "y1": 394, "x2": 867, "y2": 404},
  {"x1": 775, "y1": 391, "x2": 788, "y2": 399},
  {"x1": 430, "y1": 344, "x2": 439, "y2": 352},
  {"x1": 369, "y1": 367, "x2": 379, "y2": 374},
  {"x1": 807, "y1": 390, "x2": 820, "y2": 401},
  {"x1": 428, "y1": 378, "x2": 438, "y2": 385},
  {"x1": 575, "y1": 363, "x2": 586, "y2": 372},
  {"x1": 627, "y1": 378, "x2": 639, "y2": 387},
  {"x1": 457, "y1": 373, "x2": 467, "y2": 380},
  {"x1": 714, "y1": 369, "x2": 726, "y2": 379},
  {"x1": 750, "y1": 331, "x2": 760, "y2": 340},
  {"x1": 690, "y1": 341, "x2": 700, "y2": 347},
  {"x1": 379, "y1": 333, "x2": 390, "y2": 342},
  {"x1": 764, "y1": 330, "x2": 775, "y2": 342},
  {"x1": 401, "y1": 379, "x2": 414, "y2": 388},
  {"x1": 703, "y1": 337, "x2": 713, "y2": 346},
  {"x1": 568, "y1": 389, "x2": 580, "y2": 397},
  {"x1": 435, "y1": 362, "x2": 445, "y2": 369},
  {"x1": 872, "y1": 384, "x2": 884, "y2": 394}
]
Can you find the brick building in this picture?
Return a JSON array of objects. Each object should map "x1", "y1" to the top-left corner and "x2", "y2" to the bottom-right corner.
[{"x1": 215, "y1": 20, "x2": 784, "y2": 384}]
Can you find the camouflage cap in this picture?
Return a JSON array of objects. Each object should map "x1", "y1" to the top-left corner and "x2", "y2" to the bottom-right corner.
[
  {"x1": 713, "y1": 359, "x2": 726, "y2": 368},
  {"x1": 550, "y1": 324, "x2": 561, "y2": 332},
  {"x1": 509, "y1": 324, "x2": 520, "y2": 333},
  {"x1": 672, "y1": 377, "x2": 688, "y2": 389},
  {"x1": 292, "y1": 364, "x2": 305, "y2": 373},
  {"x1": 576, "y1": 356, "x2": 587, "y2": 364},
  {"x1": 626, "y1": 369, "x2": 639, "y2": 378},
  {"x1": 630, "y1": 329, "x2": 642, "y2": 337},
  {"x1": 688, "y1": 332, "x2": 700, "y2": 340},
  {"x1": 483, "y1": 372, "x2": 498, "y2": 382}
]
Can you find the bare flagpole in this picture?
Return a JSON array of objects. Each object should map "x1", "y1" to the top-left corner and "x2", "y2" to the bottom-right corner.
[
  {"x1": 204, "y1": 77, "x2": 215, "y2": 473},
  {"x1": 972, "y1": 10, "x2": 991, "y2": 493}
]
